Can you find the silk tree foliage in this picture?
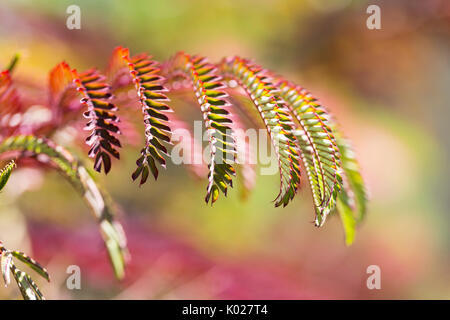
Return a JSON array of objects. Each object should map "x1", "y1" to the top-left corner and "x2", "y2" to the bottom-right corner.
[{"x1": 0, "y1": 47, "x2": 367, "y2": 299}]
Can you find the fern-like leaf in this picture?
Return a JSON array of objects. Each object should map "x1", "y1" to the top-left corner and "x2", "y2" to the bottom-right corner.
[
  {"x1": 172, "y1": 53, "x2": 236, "y2": 204},
  {"x1": 220, "y1": 57, "x2": 301, "y2": 207},
  {"x1": 272, "y1": 78, "x2": 367, "y2": 238},
  {"x1": 0, "y1": 135, "x2": 128, "y2": 279},
  {"x1": 48, "y1": 62, "x2": 121, "y2": 174},
  {"x1": 72, "y1": 68, "x2": 121, "y2": 174},
  {"x1": 274, "y1": 80, "x2": 343, "y2": 226},
  {"x1": 116, "y1": 47, "x2": 172, "y2": 185}
]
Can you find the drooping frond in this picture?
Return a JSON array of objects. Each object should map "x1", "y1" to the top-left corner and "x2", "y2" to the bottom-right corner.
[
  {"x1": 270, "y1": 77, "x2": 367, "y2": 240},
  {"x1": 0, "y1": 135, "x2": 128, "y2": 279},
  {"x1": 171, "y1": 52, "x2": 237, "y2": 204},
  {"x1": 274, "y1": 80, "x2": 343, "y2": 226},
  {"x1": 48, "y1": 62, "x2": 121, "y2": 174},
  {"x1": 107, "y1": 47, "x2": 173, "y2": 184},
  {"x1": 72, "y1": 68, "x2": 121, "y2": 174},
  {"x1": 0, "y1": 160, "x2": 15, "y2": 192},
  {"x1": 220, "y1": 57, "x2": 301, "y2": 207},
  {"x1": 112, "y1": 47, "x2": 172, "y2": 185}
]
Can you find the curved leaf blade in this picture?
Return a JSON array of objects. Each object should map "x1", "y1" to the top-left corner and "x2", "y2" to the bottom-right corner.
[
  {"x1": 10, "y1": 264, "x2": 39, "y2": 300},
  {"x1": 275, "y1": 80, "x2": 342, "y2": 226},
  {"x1": 172, "y1": 53, "x2": 236, "y2": 204},
  {"x1": 10, "y1": 251, "x2": 50, "y2": 282}
]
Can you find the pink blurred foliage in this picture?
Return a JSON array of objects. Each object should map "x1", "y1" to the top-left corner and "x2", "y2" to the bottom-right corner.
[{"x1": 28, "y1": 218, "x2": 350, "y2": 299}]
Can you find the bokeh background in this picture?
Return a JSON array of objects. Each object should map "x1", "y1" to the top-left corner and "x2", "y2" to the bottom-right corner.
[{"x1": 0, "y1": 0, "x2": 449, "y2": 299}]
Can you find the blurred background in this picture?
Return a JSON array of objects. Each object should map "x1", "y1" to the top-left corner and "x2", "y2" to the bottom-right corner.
[{"x1": 0, "y1": 0, "x2": 449, "y2": 299}]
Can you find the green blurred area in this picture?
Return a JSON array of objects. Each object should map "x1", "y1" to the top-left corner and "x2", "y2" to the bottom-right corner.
[{"x1": 0, "y1": 0, "x2": 449, "y2": 299}]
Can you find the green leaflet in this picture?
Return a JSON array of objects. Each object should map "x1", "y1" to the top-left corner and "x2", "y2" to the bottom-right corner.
[
  {"x1": 10, "y1": 251, "x2": 50, "y2": 282},
  {"x1": 175, "y1": 53, "x2": 237, "y2": 204},
  {"x1": 24, "y1": 272, "x2": 45, "y2": 299},
  {"x1": 10, "y1": 263, "x2": 42, "y2": 300},
  {"x1": 220, "y1": 57, "x2": 301, "y2": 207},
  {"x1": 273, "y1": 78, "x2": 367, "y2": 241},
  {"x1": 0, "y1": 135, "x2": 128, "y2": 279},
  {"x1": 0, "y1": 160, "x2": 15, "y2": 192},
  {"x1": 277, "y1": 81, "x2": 342, "y2": 226}
]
